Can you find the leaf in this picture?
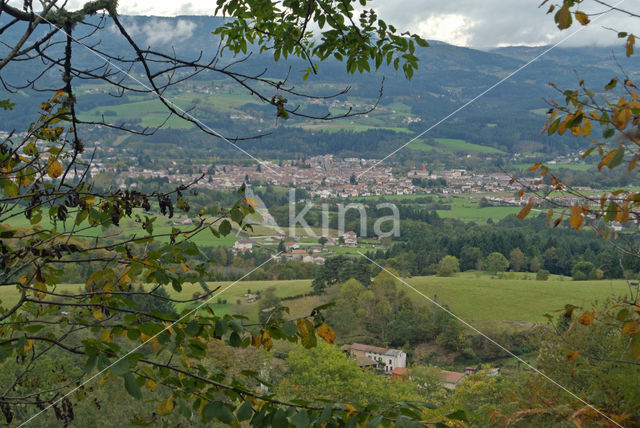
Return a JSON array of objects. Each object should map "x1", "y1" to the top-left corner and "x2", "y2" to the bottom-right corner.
[
  {"x1": 124, "y1": 373, "x2": 142, "y2": 399},
  {"x1": 566, "y1": 350, "x2": 580, "y2": 361},
  {"x1": 93, "y1": 310, "x2": 103, "y2": 321},
  {"x1": 574, "y1": 11, "x2": 590, "y2": 25},
  {"x1": 444, "y1": 409, "x2": 468, "y2": 422},
  {"x1": 157, "y1": 395, "x2": 174, "y2": 415},
  {"x1": 608, "y1": 146, "x2": 625, "y2": 169},
  {"x1": 219, "y1": 220, "x2": 232, "y2": 236},
  {"x1": 47, "y1": 160, "x2": 63, "y2": 179},
  {"x1": 516, "y1": 199, "x2": 533, "y2": 220},
  {"x1": 555, "y1": 5, "x2": 572, "y2": 29},
  {"x1": 203, "y1": 402, "x2": 235, "y2": 424},
  {"x1": 626, "y1": 34, "x2": 635, "y2": 57},
  {"x1": 605, "y1": 77, "x2": 618, "y2": 90},
  {"x1": 569, "y1": 206, "x2": 583, "y2": 230},
  {"x1": 236, "y1": 400, "x2": 253, "y2": 421},
  {"x1": 577, "y1": 312, "x2": 594, "y2": 325},
  {"x1": 316, "y1": 323, "x2": 336, "y2": 344},
  {"x1": 297, "y1": 318, "x2": 317, "y2": 348},
  {"x1": 244, "y1": 197, "x2": 260, "y2": 208}
]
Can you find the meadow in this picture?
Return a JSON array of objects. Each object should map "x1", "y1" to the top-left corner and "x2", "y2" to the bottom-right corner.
[
  {"x1": 4, "y1": 273, "x2": 628, "y2": 330},
  {"x1": 410, "y1": 138, "x2": 505, "y2": 155}
]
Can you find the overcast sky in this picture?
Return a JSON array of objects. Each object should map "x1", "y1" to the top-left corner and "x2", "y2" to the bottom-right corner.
[{"x1": 23, "y1": 0, "x2": 639, "y2": 48}]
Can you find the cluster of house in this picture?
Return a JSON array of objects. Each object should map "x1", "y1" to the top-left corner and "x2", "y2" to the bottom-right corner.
[
  {"x1": 231, "y1": 230, "x2": 363, "y2": 264},
  {"x1": 342, "y1": 342, "x2": 499, "y2": 389}
]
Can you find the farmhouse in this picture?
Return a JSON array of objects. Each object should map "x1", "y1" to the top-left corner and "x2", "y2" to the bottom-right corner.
[
  {"x1": 342, "y1": 343, "x2": 406, "y2": 373},
  {"x1": 341, "y1": 231, "x2": 358, "y2": 247},
  {"x1": 232, "y1": 239, "x2": 254, "y2": 254}
]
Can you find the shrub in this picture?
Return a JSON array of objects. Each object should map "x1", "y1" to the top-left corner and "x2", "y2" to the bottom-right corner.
[{"x1": 536, "y1": 269, "x2": 550, "y2": 281}]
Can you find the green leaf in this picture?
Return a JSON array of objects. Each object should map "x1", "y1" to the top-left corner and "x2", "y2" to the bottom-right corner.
[
  {"x1": 445, "y1": 409, "x2": 468, "y2": 422},
  {"x1": 203, "y1": 402, "x2": 235, "y2": 424},
  {"x1": 236, "y1": 400, "x2": 253, "y2": 421},
  {"x1": 111, "y1": 357, "x2": 136, "y2": 376},
  {"x1": 609, "y1": 146, "x2": 624, "y2": 169},
  {"x1": 219, "y1": 220, "x2": 232, "y2": 236},
  {"x1": 124, "y1": 373, "x2": 142, "y2": 399},
  {"x1": 215, "y1": 318, "x2": 228, "y2": 337},
  {"x1": 292, "y1": 410, "x2": 310, "y2": 427}
]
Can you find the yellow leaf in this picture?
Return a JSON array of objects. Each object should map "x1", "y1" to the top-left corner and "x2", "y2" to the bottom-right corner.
[
  {"x1": 516, "y1": 199, "x2": 533, "y2": 220},
  {"x1": 151, "y1": 338, "x2": 160, "y2": 352},
  {"x1": 566, "y1": 350, "x2": 580, "y2": 361},
  {"x1": 146, "y1": 379, "x2": 158, "y2": 392},
  {"x1": 140, "y1": 332, "x2": 151, "y2": 342},
  {"x1": 316, "y1": 323, "x2": 336, "y2": 344},
  {"x1": 24, "y1": 339, "x2": 33, "y2": 352},
  {"x1": 93, "y1": 310, "x2": 103, "y2": 321},
  {"x1": 244, "y1": 197, "x2": 260, "y2": 208},
  {"x1": 51, "y1": 89, "x2": 66, "y2": 102},
  {"x1": 577, "y1": 312, "x2": 594, "y2": 326},
  {"x1": 47, "y1": 160, "x2": 63, "y2": 179},
  {"x1": 574, "y1": 11, "x2": 590, "y2": 25},
  {"x1": 157, "y1": 395, "x2": 174, "y2": 415},
  {"x1": 569, "y1": 206, "x2": 583, "y2": 230},
  {"x1": 626, "y1": 34, "x2": 635, "y2": 57},
  {"x1": 345, "y1": 403, "x2": 357, "y2": 417},
  {"x1": 100, "y1": 329, "x2": 113, "y2": 343}
]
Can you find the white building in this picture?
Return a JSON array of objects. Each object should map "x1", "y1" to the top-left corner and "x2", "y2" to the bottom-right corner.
[
  {"x1": 232, "y1": 239, "x2": 254, "y2": 254},
  {"x1": 342, "y1": 343, "x2": 406, "y2": 373}
]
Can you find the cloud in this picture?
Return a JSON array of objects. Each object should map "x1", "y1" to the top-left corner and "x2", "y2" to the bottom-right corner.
[
  {"x1": 370, "y1": 0, "x2": 636, "y2": 48},
  {"x1": 115, "y1": 18, "x2": 197, "y2": 46},
  {"x1": 9, "y1": 0, "x2": 637, "y2": 48}
]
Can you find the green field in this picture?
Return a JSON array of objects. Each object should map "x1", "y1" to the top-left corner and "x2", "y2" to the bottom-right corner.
[
  {"x1": 78, "y1": 89, "x2": 259, "y2": 129},
  {"x1": 410, "y1": 138, "x2": 505, "y2": 155},
  {"x1": 406, "y1": 273, "x2": 629, "y2": 326},
  {"x1": 3, "y1": 274, "x2": 629, "y2": 329},
  {"x1": 434, "y1": 195, "x2": 521, "y2": 223}
]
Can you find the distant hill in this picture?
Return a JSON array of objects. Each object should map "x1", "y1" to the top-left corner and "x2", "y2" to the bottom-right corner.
[{"x1": 2, "y1": 15, "x2": 637, "y2": 158}]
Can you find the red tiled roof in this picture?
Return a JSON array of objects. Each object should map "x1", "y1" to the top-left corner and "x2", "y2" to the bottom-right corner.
[
  {"x1": 440, "y1": 370, "x2": 465, "y2": 384},
  {"x1": 391, "y1": 367, "x2": 407, "y2": 376}
]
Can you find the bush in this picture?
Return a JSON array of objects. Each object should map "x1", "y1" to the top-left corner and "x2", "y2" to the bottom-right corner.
[
  {"x1": 536, "y1": 269, "x2": 550, "y2": 281},
  {"x1": 437, "y1": 255, "x2": 460, "y2": 277}
]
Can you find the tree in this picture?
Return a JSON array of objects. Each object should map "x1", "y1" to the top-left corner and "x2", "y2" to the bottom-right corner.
[
  {"x1": 484, "y1": 252, "x2": 509, "y2": 274},
  {"x1": 460, "y1": 245, "x2": 482, "y2": 271},
  {"x1": 437, "y1": 255, "x2": 460, "y2": 277},
  {"x1": 572, "y1": 260, "x2": 597, "y2": 281},
  {"x1": 529, "y1": 256, "x2": 542, "y2": 273},
  {"x1": 258, "y1": 287, "x2": 282, "y2": 324},
  {"x1": 517, "y1": 0, "x2": 640, "y2": 360},
  {"x1": 509, "y1": 248, "x2": 525, "y2": 272},
  {"x1": 318, "y1": 236, "x2": 328, "y2": 247},
  {"x1": 276, "y1": 342, "x2": 420, "y2": 408},
  {"x1": 0, "y1": 0, "x2": 436, "y2": 425}
]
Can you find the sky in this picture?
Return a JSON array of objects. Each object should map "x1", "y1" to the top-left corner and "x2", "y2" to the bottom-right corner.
[{"x1": 19, "y1": 0, "x2": 639, "y2": 48}]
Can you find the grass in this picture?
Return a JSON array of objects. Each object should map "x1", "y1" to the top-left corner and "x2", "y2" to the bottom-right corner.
[
  {"x1": 434, "y1": 195, "x2": 521, "y2": 223},
  {"x1": 410, "y1": 138, "x2": 505, "y2": 155},
  {"x1": 78, "y1": 90, "x2": 258, "y2": 129},
  {"x1": 406, "y1": 272, "x2": 630, "y2": 325},
  {"x1": 1, "y1": 274, "x2": 630, "y2": 330}
]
